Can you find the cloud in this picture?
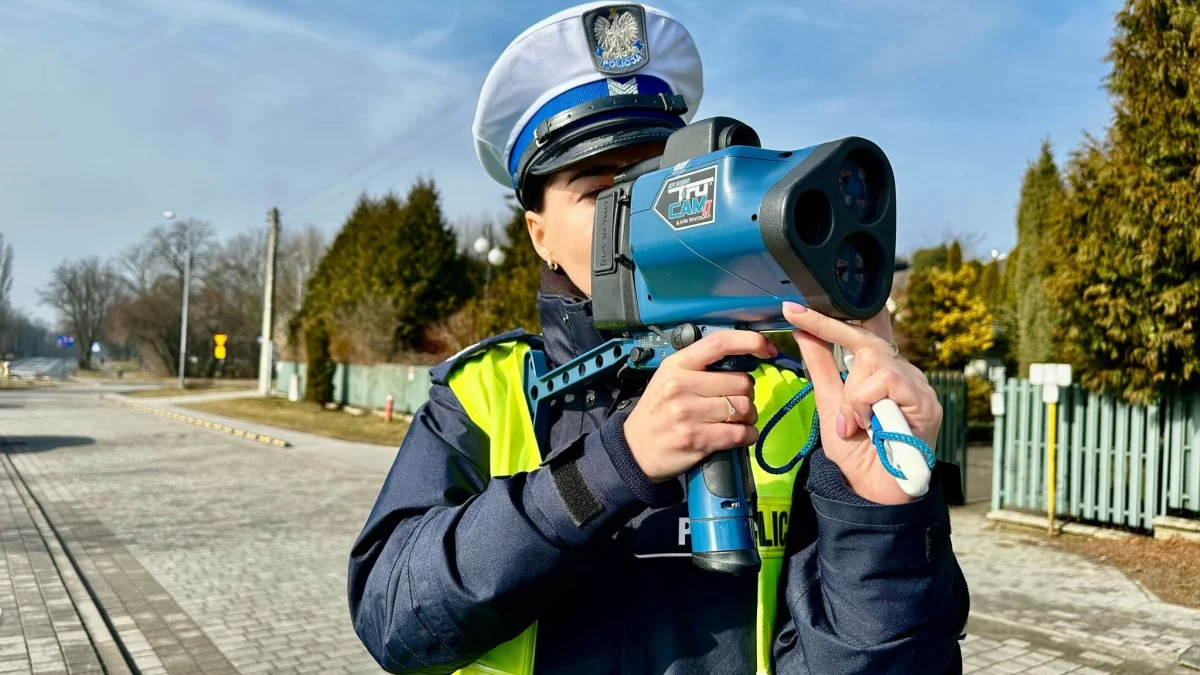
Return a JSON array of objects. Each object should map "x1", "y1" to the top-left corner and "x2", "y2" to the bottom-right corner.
[
  {"x1": 134, "y1": 0, "x2": 465, "y2": 83},
  {"x1": 142, "y1": 0, "x2": 332, "y2": 43},
  {"x1": 405, "y1": 0, "x2": 461, "y2": 52},
  {"x1": 0, "y1": 0, "x2": 1124, "y2": 322},
  {"x1": 6, "y1": 0, "x2": 127, "y2": 25}
]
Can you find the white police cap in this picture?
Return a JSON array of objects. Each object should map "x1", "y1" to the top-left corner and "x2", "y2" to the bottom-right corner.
[{"x1": 473, "y1": 2, "x2": 703, "y2": 204}]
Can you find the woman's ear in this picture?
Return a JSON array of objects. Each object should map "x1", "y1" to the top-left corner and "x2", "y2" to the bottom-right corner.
[{"x1": 525, "y1": 209, "x2": 552, "y2": 264}]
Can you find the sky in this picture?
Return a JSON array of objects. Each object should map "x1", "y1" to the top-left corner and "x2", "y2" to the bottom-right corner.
[{"x1": 1, "y1": 0, "x2": 1122, "y2": 323}]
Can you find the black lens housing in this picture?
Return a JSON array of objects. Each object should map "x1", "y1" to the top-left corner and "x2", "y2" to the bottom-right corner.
[{"x1": 759, "y1": 137, "x2": 896, "y2": 320}]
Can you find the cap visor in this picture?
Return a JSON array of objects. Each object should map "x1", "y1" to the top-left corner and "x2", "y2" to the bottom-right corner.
[{"x1": 527, "y1": 123, "x2": 678, "y2": 177}]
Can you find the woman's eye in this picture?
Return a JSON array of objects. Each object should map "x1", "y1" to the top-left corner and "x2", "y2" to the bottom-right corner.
[{"x1": 584, "y1": 186, "x2": 611, "y2": 201}]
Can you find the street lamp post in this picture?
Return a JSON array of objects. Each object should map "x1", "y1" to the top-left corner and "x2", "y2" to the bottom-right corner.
[
  {"x1": 165, "y1": 211, "x2": 190, "y2": 390},
  {"x1": 473, "y1": 234, "x2": 506, "y2": 319}
]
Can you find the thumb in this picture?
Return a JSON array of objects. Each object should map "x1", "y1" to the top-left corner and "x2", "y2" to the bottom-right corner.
[{"x1": 793, "y1": 330, "x2": 844, "y2": 424}]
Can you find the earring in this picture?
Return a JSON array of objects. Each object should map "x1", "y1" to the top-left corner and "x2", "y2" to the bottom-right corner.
[{"x1": 548, "y1": 260, "x2": 559, "y2": 271}]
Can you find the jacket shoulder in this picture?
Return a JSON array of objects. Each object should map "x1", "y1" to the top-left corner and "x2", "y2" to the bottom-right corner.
[{"x1": 430, "y1": 329, "x2": 544, "y2": 385}]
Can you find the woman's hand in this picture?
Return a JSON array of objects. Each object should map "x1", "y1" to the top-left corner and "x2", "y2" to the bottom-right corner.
[
  {"x1": 782, "y1": 302, "x2": 943, "y2": 505},
  {"x1": 624, "y1": 330, "x2": 778, "y2": 483}
]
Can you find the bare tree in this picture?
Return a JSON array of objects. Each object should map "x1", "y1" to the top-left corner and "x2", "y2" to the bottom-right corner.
[
  {"x1": 0, "y1": 311, "x2": 55, "y2": 359},
  {"x1": 105, "y1": 218, "x2": 328, "y2": 375},
  {"x1": 0, "y1": 233, "x2": 13, "y2": 344},
  {"x1": 38, "y1": 256, "x2": 123, "y2": 369},
  {"x1": 115, "y1": 240, "x2": 164, "y2": 296},
  {"x1": 149, "y1": 217, "x2": 217, "y2": 279},
  {"x1": 108, "y1": 279, "x2": 182, "y2": 375},
  {"x1": 105, "y1": 219, "x2": 216, "y2": 375},
  {"x1": 277, "y1": 223, "x2": 327, "y2": 311}
]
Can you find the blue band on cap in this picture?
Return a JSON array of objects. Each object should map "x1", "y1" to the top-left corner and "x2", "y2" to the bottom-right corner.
[{"x1": 508, "y1": 74, "x2": 678, "y2": 185}]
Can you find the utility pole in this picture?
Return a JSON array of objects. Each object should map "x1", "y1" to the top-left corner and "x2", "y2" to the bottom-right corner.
[{"x1": 259, "y1": 208, "x2": 280, "y2": 396}]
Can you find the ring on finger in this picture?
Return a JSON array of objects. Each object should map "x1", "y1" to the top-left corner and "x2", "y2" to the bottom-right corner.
[{"x1": 722, "y1": 396, "x2": 736, "y2": 423}]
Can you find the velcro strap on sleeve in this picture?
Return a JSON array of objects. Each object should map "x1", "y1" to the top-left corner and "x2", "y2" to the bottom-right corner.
[{"x1": 548, "y1": 445, "x2": 605, "y2": 528}]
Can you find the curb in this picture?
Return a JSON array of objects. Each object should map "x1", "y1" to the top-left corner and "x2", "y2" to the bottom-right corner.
[
  {"x1": 110, "y1": 397, "x2": 291, "y2": 447},
  {"x1": 1153, "y1": 515, "x2": 1200, "y2": 542},
  {"x1": 1, "y1": 453, "x2": 134, "y2": 675},
  {"x1": 985, "y1": 509, "x2": 1133, "y2": 539}
]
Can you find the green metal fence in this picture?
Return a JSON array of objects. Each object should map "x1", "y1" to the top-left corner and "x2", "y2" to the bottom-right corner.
[
  {"x1": 277, "y1": 360, "x2": 973, "y2": 497},
  {"x1": 928, "y1": 372, "x2": 968, "y2": 501},
  {"x1": 991, "y1": 378, "x2": 1200, "y2": 531},
  {"x1": 274, "y1": 361, "x2": 433, "y2": 415}
]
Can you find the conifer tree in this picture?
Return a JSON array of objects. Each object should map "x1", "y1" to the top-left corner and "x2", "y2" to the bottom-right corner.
[
  {"x1": 947, "y1": 241, "x2": 964, "y2": 272},
  {"x1": 1013, "y1": 140, "x2": 1063, "y2": 377},
  {"x1": 482, "y1": 200, "x2": 543, "y2": 335},
  {"x1": 978, "y1": 259, "x2": 1001, "y2": 307},
  {"x1": 1047, "y1": 0, "x2": 1200, "y2": 403},
  {"x1": 390, "y1": 179, "x2": 471, "y2": 347},
  {"x1": 294, "y1": 179, "x2": 471, "y2": 363}
]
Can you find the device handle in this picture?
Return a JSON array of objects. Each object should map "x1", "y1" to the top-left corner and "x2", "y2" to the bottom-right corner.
[{"x1": 841, "y1": 351, "x2": 932, "y2": 498}]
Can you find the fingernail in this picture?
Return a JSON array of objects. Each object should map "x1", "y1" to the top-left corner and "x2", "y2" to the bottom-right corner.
[
  {"x1": 836, "y1": 413, "x2": 847, "y2": 438},
  {"x1": 768, "y1": 343, "x2": 779, "y2": 357},
  {"x1": 854, "y1": 412, "x2": 866, "y2": 430},
  {"x1": 783, "y1": 301, "x2": 807, "y2": 314}
]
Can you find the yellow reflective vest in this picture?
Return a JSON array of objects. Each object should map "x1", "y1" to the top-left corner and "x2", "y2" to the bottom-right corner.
[{"x1": 444, "y1": 338, "x2": 816, "y2": 675}]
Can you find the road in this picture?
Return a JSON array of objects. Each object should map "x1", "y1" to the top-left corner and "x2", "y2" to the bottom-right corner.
[
  {"x1": 7, "y1": 358, "x2": 71, "y2": 380},
  {"x1": 0, "y1": 385, "x2": 1196, "y2": 674}
]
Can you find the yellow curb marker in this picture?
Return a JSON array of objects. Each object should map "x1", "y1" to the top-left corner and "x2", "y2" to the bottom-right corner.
[{"x1": 112, "y1": 398, "x2": 291, "y2": 447}]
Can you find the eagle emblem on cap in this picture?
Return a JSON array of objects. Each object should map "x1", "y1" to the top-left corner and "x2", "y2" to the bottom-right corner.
[{"x1": 583, "y1": 5, "x2": 649, "y2": 75}]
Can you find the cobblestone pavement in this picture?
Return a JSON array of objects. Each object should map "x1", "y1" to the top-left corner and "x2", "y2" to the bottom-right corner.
[
  {"x1": 1, "y1": 386, "x2": 388, "y2": 674},
  {"x1": 1, "y1": 452, "x2": 108, "y2": 674},
  {"x1": 953, "y1": 502, "x2": 1200, "y2": 673},
  {"x1": 0, "y1": 385, "x2": 1197, "y2": 674}
]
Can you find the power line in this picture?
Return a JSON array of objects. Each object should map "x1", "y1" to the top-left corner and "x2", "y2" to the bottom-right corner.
[
  {"x1": 284, "y1": 102, "x2": 475, "y2": 223},
  {"x1": 281, "y1": 95, "x2": 466, "y2": 217}
]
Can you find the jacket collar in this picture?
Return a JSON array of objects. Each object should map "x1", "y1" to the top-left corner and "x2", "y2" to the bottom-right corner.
[{"x1": 536, "y1": 265, "x2": 606, "y2": 368}]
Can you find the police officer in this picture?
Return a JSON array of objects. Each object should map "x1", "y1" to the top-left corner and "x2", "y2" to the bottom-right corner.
[{"x1": 348, "y1": 3, "x2": 969, "y2": 673}]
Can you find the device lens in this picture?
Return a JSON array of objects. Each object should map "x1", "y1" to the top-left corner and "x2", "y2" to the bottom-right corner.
[
  {"x1": 792, "y1": 190, "x2": 833, "y2": 247},
  {"x1": 834, "y1": 240, "x2": 867, "y2": 306},
  {"x1": 838, "y1": 158, "x2": 872, "y2": 222}
]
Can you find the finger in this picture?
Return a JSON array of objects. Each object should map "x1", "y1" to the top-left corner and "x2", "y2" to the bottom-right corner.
[
  {"x1": 685, "y1": 370, "x2": 756, "y2": 399},
  {"x1": 846, "y1": 365, "x2": 927, "y2": 413},
  {"x1": 782, "y1": 302, "x2": 890, "y2": 355},
  {"x1": 860, "y1": 306, "x2": 895, "y2": 343},
  {"x1": 792, "y1": 329, "x2": 844, "y2": 423},
  {"x1": 699, "y1": 423, "x2": 760, "y2": 453},
  {"x1": 705, "y1": 395, "x2": 756, "y2": 425},
  {"x1": 839, "y1": 348, "x2": 881, "y2": 436},
  {"x1": 667, "y1": 330, "x2": 778, "y2": 372}
]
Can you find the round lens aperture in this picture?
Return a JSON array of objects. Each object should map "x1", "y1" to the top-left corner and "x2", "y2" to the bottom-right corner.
[
  {"x1": 838, "y1": 159, "x2": 870, "y2": 222},
  {"x1": 834, "y1": 240, "x2": 867, "y2": 306},
  {"x1": 837, "y1": 148, "x2": 886, "y2": 224}
]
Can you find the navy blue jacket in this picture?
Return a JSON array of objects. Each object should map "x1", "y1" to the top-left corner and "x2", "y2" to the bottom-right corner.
[{"x1": 348, "y1": 283, "x2": 969, "y2": 674}]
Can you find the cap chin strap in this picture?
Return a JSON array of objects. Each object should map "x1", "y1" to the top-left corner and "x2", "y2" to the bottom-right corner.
[{"x1": 512, "y1": 93, "x2": 688, "y2": 208}]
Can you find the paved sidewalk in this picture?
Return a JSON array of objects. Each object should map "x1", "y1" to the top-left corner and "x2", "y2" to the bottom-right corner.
[
  {"x1": 2, "y1": 385, "x2": 1199, "y2": 674},
  {"x1": 103, "y1": 391, "x2": 398, "y2": 472},
  {"x1": 2, "y1": 386, "x2": 394, "y2": 674},
  {"x1": 953, "y1": 503, "x2": 1200, "y2": 673}
]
